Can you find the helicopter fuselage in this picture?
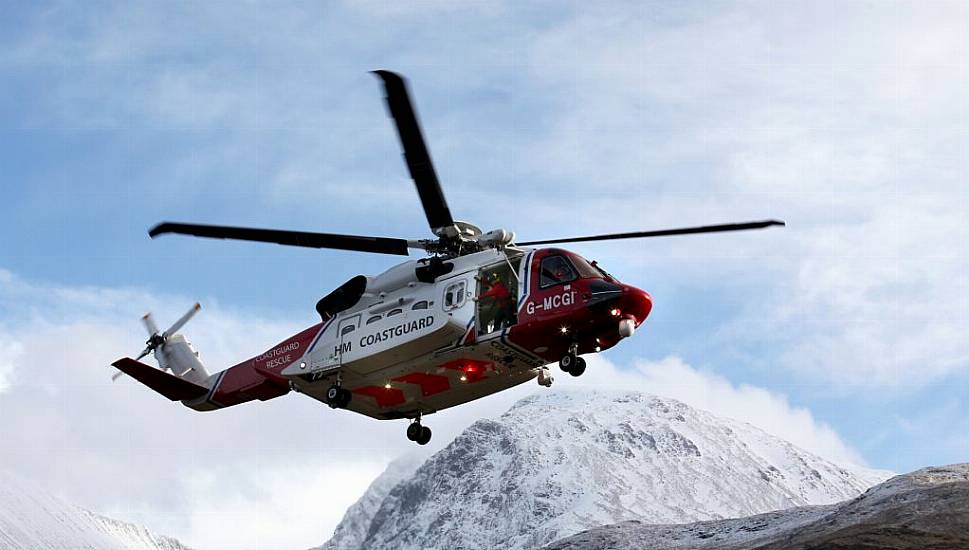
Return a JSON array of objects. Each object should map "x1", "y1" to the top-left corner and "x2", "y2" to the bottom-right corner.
[{"x1": 177, "y1": 247, "x2": 652, "y2": 420}]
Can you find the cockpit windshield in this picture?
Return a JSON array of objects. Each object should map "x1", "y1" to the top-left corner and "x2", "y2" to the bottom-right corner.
[{"x1": 589, "y1": 259, "x2": 615, "y2": 281}]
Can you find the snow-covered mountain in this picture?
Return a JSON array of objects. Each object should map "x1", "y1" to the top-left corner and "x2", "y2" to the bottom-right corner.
[
  {"x1": 545, "y1": 463, "x2": 969, "y2": 550},
  {"x1": 319, "y1": 390, "x2": 889, "y2": 550},
  {"x1": 0, "y1": 468, "x2": 192, "y2": 550},
  {"x1": 322, "y1": 454, "x2": 424, "y2": 550}
]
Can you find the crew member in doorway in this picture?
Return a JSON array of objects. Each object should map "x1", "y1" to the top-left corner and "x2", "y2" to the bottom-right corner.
[{"x1": 476, "y1": 273, "x2": 515, "y2": 332}]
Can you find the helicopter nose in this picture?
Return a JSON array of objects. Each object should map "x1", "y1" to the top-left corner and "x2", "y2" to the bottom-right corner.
[{"x1": 621, "y1": 285, "x2": 652, "y2": 326}]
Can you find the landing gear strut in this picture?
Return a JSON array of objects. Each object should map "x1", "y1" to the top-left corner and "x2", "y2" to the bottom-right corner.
[
  {"x1": 326, "y1": 384, "x2": 352, "y2": 409},
  {"x1": 559, "y1": 344, "x2": 586, "y2": 377},
  {"x1": 406, "y1": 418, "x2": 432, "y2": 445}
]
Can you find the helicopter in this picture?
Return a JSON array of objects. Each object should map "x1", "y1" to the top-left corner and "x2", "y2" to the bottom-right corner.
[{"x1": 111, "y1": 70, "x2": 784, "y2": 445}]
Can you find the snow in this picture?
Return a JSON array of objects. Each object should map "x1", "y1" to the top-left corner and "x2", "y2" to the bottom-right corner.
[
  {"x1": 318, "y1": 389, "x2": 889, "y2": 550},
  {"x1": 319, "y1": 454, "x2": 424, "y2": 550},
  {"x1": 0, "y1": 469, "x2": 192, "y2": 550}
]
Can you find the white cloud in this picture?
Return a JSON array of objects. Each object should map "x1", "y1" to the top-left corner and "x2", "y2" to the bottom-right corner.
[
  {"x1": 0, "y1": 335, "x2": 22, "y2": 394},
  {"x1": 513, "y1": 1, "x2": 969, "y2": 389},
  {"x1": 174, "y1": 459, "x2": 387, "y2": 550}
]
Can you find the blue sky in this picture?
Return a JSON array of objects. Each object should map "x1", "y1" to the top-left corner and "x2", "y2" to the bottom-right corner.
[{"x1": 2, "y1": 1, "x2": 968, "y2": 548}]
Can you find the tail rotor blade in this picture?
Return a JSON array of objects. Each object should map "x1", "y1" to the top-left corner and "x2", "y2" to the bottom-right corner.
[
  {"x1": 135, "y1": 346, "x2": 152, "y2": 361},
  {"x1": 142, "y1": 312, "x2": 160, "y2": 336},
  {"x1": 164, "y1": 303, "x2": 201, "y2": 337}
]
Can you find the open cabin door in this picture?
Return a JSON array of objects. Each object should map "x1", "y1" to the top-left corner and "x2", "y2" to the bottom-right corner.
[{"x1": 476, "y1": 256, "x2": 522, "y2": 335}]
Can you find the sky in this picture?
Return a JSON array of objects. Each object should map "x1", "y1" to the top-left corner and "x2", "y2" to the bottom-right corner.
[{"x1": 1, "y1": 1, "x2": 967, "y2": 548}]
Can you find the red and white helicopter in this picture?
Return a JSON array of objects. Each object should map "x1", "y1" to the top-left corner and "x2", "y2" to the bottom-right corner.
[{"x1": 112, "y1": 71, "x2": 783, "y2": 445}]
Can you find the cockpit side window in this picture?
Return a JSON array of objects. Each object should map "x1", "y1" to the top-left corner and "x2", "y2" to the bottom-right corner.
[
  {"x1": 539, "y1": 255, "x2": 578, "y2": 288},
  {"x1": 569, "y1": 255, "x2": 601, "y2": 278}
]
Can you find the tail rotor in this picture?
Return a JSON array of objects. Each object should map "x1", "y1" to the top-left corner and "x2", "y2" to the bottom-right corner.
[{"x1": 113, "y1": 303, "x2": 201, "y2": 381}]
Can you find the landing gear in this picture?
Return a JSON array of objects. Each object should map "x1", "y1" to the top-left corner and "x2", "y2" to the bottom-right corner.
[
  {"x1": 326, "y1": 384, "x2": 352, "y2": 409},
  {"x1": 569, "y1": 357, "x2": 586, "y2": 377},
  {"x1": 406, "y1": 420, "x2": 432, "y2": 445},
  {"x1": 537, "y1": 367, "x2": 554, "y2": 387},
  {"x1": 559, "y1": 353, "x2": 576, "y2": 371},
  {"x1": 559, "y1": 344, "x2": 586, "y2": 377}
]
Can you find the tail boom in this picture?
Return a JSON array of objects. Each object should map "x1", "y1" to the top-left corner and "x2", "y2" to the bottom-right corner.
[{"x1": 114, "y1": 323, "x2": 324, "y2": 411}]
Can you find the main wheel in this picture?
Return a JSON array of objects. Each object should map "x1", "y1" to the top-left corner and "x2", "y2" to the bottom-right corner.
[
  {"x1": 406, "y1": 422, "x2": 422, "y2": 442},
  {"x1": 559, "y1": 353, "x2": 575, "y2": 372},
  {"x1": 416, "y1": 426, "x2": 432, "y2": 445},
  {"x1": 338, "y1": 388, "x2": 352, "y2": 408},
  {"x1": 326, "y1": 385, "x2": 344, "y2": 408},
  {"x1": 569, "y1": 357, "x2": 586, "y2": 377}
]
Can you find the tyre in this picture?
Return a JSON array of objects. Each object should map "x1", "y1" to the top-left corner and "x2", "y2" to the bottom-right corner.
[
  {"x1": 406, "y1": 422, "x2": 421, "y2": 441},
  {"x1": 326, "y1": 385, "x2": 343, "y2": 408},
  {"x1": 559, "y1": 353, "x2": 575, "y2": 372},
  {"x1": 570, "y1": 357, "x2": 586, "y2": 377},
  {"x1": 338, "y1": 388, "x2": 352, "y2": 408},
  {"x1": 416, "y1": 426, "x2": 432, "y2": 445}
]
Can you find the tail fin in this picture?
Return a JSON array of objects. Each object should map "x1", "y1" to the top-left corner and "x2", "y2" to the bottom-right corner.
[
  {"x1": 114, "y1": 303, "x2": 212, "y2": 387},
  {"x1": 112, "y1": 357, "x2": 209, "y2": 401},
  {"x1": 153, "y1": 333, "x2": 211, "y2": 386}
]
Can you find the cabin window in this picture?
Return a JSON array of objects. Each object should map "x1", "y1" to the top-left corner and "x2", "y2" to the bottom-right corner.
[
  {"x1": 341, "y1": 324, "x2": 356, "y2": 336},
  {"x1": 443, "y1": 281, "x2": 466, "y2": 311},
  {"x1": 539, "y1": 255, "x2": 578, "y2": 288},
  {"x1": 412, "y1": 300, "x2": 429, "y2": 310},
  {"x1": 387, "y1": 308, "x2": 403, "y2": 316},
  {"x1": 366, "y1": 315, "x2": 382, "y2": 325}
]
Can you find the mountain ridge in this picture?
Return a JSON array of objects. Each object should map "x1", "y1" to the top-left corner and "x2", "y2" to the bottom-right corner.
[
  {"x1": 0, "y1": 468, "x2": 193, "y2": 550},
  {"x1": 320, "y1": 389, "x2": 887, "y2": 550},
  {"x1": 544, "y1": 463, "x2": 969, "y2": 549}
]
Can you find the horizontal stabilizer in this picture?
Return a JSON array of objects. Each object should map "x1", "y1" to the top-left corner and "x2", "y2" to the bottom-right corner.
[{"x1": 112, "y1": 357, "x2": 209, "y2": 401}]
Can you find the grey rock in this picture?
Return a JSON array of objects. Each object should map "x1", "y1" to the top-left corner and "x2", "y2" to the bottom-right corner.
[{"x1": 544, "y1": 463, "x2": 969, "y2": 550}]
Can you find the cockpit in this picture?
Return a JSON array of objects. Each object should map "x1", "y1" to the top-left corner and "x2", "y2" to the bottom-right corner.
[{"x1": 538, "y1": 251, "x2": 616, "y2": 288}]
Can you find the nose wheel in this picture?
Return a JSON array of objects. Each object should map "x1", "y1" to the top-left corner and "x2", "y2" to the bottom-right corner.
[
  {"x1": 559, "y1": 345, "x2": 587, "y2": 377},
  {"x1": 406, "y1": 420, "x2": 432, "y2": 445}
]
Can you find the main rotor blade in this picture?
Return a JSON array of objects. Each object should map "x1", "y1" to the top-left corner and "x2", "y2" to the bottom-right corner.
[
  {"x1": 149, "y1": 222, "x2": 411, "y2": 256},
  {"x1": 372, "y1": 70, "x2": 455, "y2": 235},
  {"x1": 517, "y1": 220, "x2": 786, "y2": 246}
]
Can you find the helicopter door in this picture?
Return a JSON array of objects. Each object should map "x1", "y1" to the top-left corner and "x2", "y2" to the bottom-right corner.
[
  {"x1": 476, "y1": 261, "x2": 520, "y2": 335},
  {"x1": 336, "y1": 314, "x2": 360, "y2": 364}
]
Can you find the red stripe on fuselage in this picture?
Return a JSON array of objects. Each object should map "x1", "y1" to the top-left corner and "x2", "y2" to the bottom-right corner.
[
  {"x1": 392, "y1": 372, "x2": 451, "y2": 397},
  {"x1": 353, "y1": 386, "x2": 406, "y2": 408}
]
